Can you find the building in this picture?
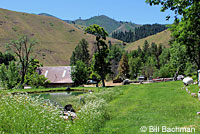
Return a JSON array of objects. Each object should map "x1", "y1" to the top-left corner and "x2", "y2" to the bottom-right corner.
[{"x1": 37, "y1": 66, "x2": 73, "y2": 87}]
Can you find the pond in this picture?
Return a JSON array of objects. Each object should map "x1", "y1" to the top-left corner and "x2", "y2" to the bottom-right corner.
[{"x1": 32, "y1": 91, "x2": 85, "y2": 108}]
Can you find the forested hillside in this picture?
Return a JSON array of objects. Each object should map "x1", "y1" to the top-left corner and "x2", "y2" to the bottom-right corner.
[{"x1": 112, "y1": 24, "x2": 167, "y2": 43}]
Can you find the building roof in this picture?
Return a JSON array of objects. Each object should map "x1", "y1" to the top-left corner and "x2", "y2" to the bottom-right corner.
[{"x1": 37, "y1": 66, "x2": 73, "y2": 84}]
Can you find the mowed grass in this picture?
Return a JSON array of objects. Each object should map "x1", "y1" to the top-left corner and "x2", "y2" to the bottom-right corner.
[{"x1": 100, "y1": 81, "x2": 200, "y2": 133}]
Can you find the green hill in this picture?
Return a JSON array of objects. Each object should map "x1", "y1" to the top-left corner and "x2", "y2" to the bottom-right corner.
[
  {"x1": 0, "y1": 8, "x2": 120, "y2": 66},
  {"x1": 125, "y1": 30, "x2": 171, "y2": 51},
  {"x1": 66, "y1": 15, "x2": 141, "y2": 34},
  {"x1": 72, "y1": 15, "x2": 121, "y2": 34}
]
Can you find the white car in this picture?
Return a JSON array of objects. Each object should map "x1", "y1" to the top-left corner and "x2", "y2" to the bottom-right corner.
[{"x1": 87, "y1": 80, "x2": 97, "y2": 84}]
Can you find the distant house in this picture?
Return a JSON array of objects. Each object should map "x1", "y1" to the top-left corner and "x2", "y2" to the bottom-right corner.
[{"x1": 37, "y1": 66, "x2": 73, "y2": 87}]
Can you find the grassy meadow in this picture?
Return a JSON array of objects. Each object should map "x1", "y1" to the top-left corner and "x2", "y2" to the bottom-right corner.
[
  {"x1": 1, "y1": 81, "x2": 200, "y2": 133},
  {"x1": 100, "y1": 81, "x2": 200, "y2": 133}
]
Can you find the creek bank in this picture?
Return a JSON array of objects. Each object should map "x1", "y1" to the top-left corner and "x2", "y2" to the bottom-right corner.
[{"x1": 11, "y1": 88, "x2": 89, "y2": 95}]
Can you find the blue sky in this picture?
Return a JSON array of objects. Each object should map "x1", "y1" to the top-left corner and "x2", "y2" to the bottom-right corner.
[{"x1": 1, "y1": 0, "x2": 175, "y2": 24}]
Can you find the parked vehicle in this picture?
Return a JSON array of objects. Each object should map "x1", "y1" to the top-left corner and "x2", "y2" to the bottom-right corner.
[
  {"x1": 177, "y1": 75, "x2": 184, "y2": 80},
  {"x1": 113, "y1": 78, "x2": 123, "y2": 83},
  {"x1": 87, "y1": 80, "x2": 97, "y2": 84},
  {"x1": 138, "y1": 76, "x2": 147, "y2": 81},
  {"x1": 153, "y1": 77, "x2": 173, "y2": 82}
]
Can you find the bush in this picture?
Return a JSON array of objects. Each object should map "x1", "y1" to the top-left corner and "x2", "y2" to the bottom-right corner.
[{"x1": 26, "y1": 72, "x2": 49, "y2": 88}]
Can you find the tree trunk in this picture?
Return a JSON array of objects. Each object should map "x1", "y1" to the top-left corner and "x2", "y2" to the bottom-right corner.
[
  {"x1": 21, "y1": 73, "x2": 25, "y2": 89},
  {"x1": 102, "y1": 78, "x2": 105, "y2": 87},
  {"x1": 197, "y1": 43, "x2": 200, "y2": 81}
]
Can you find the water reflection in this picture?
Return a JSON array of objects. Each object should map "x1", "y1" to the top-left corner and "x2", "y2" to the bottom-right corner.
[{"x1": 32, "y1": 91, "x2": 85, "y2": 107}]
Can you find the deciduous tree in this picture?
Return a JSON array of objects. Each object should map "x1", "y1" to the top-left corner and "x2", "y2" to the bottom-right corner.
[
  {"x1": 85, "y1": 24, "x2": 111, "y2": 87},
  {"x1": 7, "y1": 35, "x2": 36, "y2": 87}
]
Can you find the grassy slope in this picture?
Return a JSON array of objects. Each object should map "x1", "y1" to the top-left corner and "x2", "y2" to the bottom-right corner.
[
  {"x1": 100, "y1": 81, "x2": 200, "y2": 133},
  {"x1": 112, "y1": 23, "x2": 141, "y2": 34},
  {"x1": 0, "y1": 8, "x2": 119, "y2": 66},
  {"x1": 125, "y1": 30, "x2": 171, "y2": 51}
]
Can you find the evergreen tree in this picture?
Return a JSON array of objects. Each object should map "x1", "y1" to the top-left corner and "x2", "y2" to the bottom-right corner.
[
  {"x1": 134, "y1": 24, "x2": 167, "y2": 41},
  {"x1": 150, "y1": 43, "x2": 163, "y2": 69},
  {"x1": 70, "y1": 38, "x2": 90, "y2": 65},
  {"x1": 118, "y1": 53, "x2": 129, "y2": 79},
  {"x1": 143, "y1": 40, "x2": 150, "y2": 55},
  {"x1": 111, "y1": 24, "x2": 167, "y2": 43}
]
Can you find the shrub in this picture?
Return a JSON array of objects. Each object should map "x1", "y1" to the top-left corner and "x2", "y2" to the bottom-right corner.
[
  {"x1": 68, "y1": 87, "x2": 122, "y2": 133},
  {"x1": 0, "y1": 61, "x2": 21, "y2": 90},
  {"x1": 49, "y1": 22, "x2": 54, "y2": 27},
  {"x1": 71, "y1": 60, "x2": 89, "y2": 86}
]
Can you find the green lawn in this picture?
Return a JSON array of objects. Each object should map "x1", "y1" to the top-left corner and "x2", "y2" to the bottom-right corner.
[{"x1": 100, "y1": 81, "x2": 200, "y2": 134}]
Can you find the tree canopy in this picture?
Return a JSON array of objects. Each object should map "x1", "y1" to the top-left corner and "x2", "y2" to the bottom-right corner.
[
  {"x1": 146, "y1": 0, "x2": 200, "y2": 70},
  {"x1": 71, "y1": 60, "x2": 89, "y2": 86}
]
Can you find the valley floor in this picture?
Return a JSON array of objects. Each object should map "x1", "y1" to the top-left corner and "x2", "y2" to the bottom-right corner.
[{"x1": 99, "y1": 81, "x2": 200, "y2": 133}]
